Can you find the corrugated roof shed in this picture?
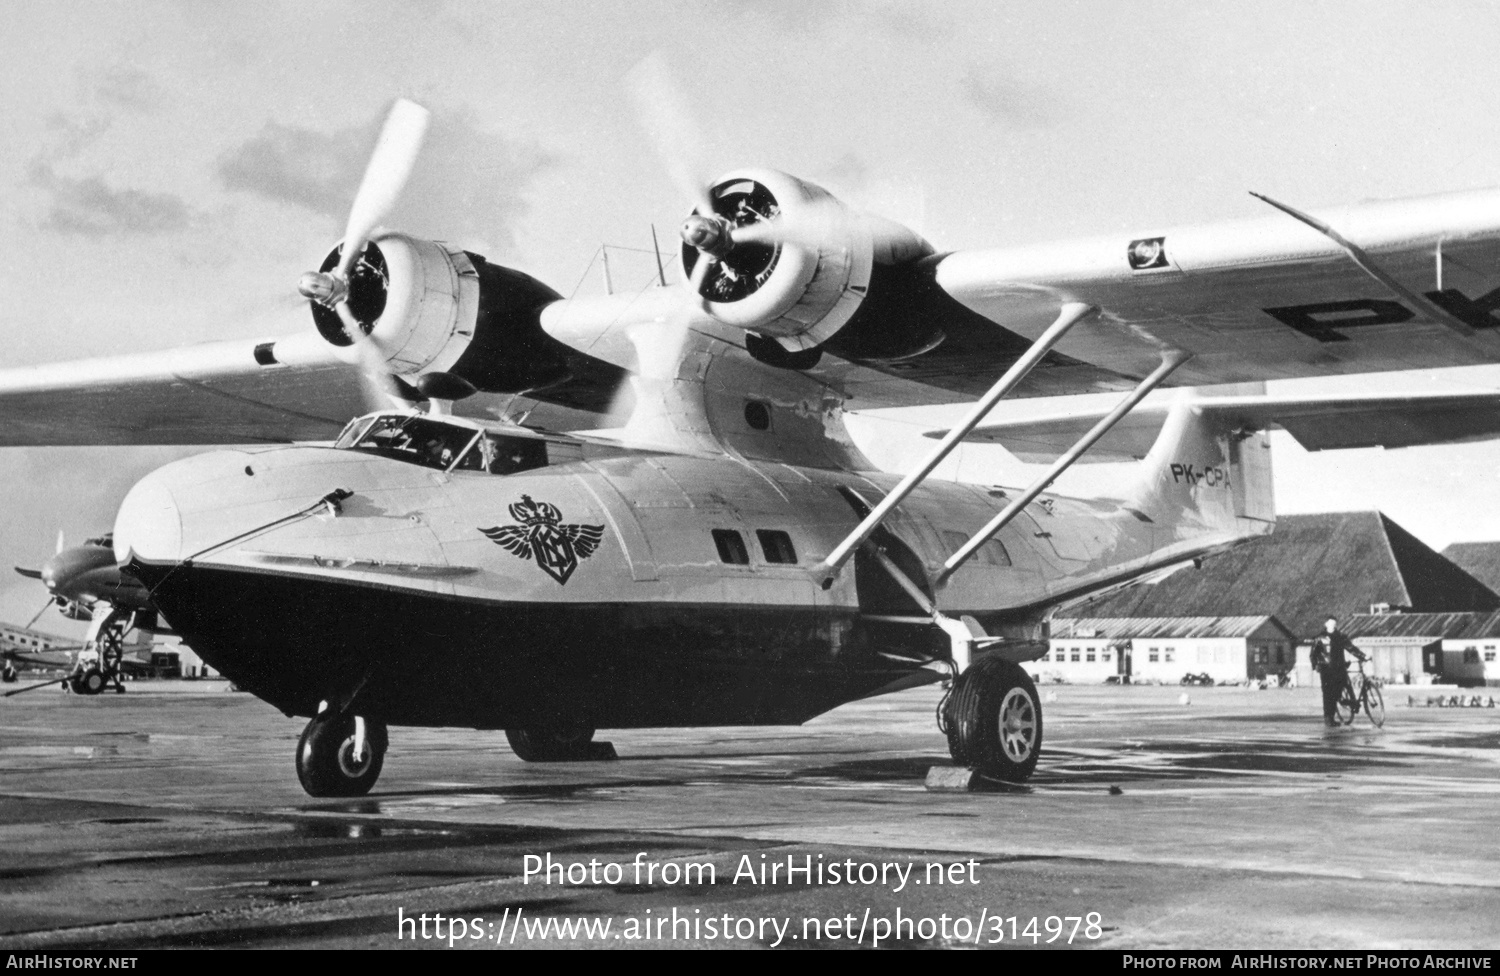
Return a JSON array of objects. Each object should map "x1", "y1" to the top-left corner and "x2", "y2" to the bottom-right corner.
[
  {"x1": 1053, "y1": 616, "x2": 1294, "y2": 640},
  {"x1": 1344, "y1": 610, "x2": 1500, "y2": 641},
  {"x1": 1075, "y1": 512, "x2": 1499, "y2": 639},
  {"x1": 1440, "y1": 542, "x2": 1500, "y2": 595}
]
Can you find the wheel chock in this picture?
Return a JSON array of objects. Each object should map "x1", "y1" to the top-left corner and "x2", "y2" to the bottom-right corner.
[
  {"x1": 924, "y1": 765, "x2": 1023, "y2": 792},
  {"x1": 926, "y1": 766, "x2": 982, "y2": 791}
]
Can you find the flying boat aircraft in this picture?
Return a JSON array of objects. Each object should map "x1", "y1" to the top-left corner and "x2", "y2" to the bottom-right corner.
[{"x1": 5, "y1": 94, "x2": 1500, "y2": 795}]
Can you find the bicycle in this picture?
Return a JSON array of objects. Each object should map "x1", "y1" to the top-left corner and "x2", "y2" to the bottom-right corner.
[{"x1": 1335, "y1": 658, "x2": 1384, "y2": 728}]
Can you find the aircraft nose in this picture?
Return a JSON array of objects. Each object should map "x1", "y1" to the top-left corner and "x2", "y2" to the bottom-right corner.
[{"x1": 39, "y1": 547, "x2": 119, "y2": 598}]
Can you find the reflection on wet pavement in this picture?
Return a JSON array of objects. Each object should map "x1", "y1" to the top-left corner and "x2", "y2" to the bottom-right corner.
[{"x1": 0, "y1": 682, "x2": 1497, "y2": 948}]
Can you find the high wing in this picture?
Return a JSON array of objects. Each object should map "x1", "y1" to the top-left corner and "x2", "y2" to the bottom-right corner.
[
  {"x1": 934, "y1": 389, "x2": 1500, "y2": 463},
  {"x1": 5, "y1": 156, "x2": 1500, "y2": 447},
  {"x1": 925, "y1": 189, "x2": 1500, "y2": 393},
  {"x1": 0, "y1": 333, "x2": 367, "y2": 445}
]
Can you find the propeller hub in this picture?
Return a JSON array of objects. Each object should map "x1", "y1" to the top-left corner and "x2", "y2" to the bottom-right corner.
[
  {"x1": 297, "y1": 271, "x2": 348, "y2": 308},
  {"x1": 680, "y1": 214, "x2": 734, "y2": 258}
]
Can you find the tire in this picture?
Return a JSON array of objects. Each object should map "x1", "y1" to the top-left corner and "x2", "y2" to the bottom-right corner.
[
  {"x1": 1335, "y1": 680, "x2": 1356, "y2": 726},
  {"x1": 1364, "y1": 682, "x2": 1385, "y2": 728},
  {"x1": 71, "y1": 670, "x2": 107, "y2": 696},
  {"x1": 505, "y1": 725, "x2": 596, "y2": 762},
  {"x1": 296, "y1": 714, "x2": 388, "y2": 797},
  {"x1": 944, "y1": 656, "x2": 1043, "y2": 782}
]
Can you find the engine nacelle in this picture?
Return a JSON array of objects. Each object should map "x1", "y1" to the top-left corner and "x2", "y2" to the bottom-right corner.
[
  {"x1": 683, "y1": 169, "x2": 932, "y2": 352},
  {"x1": 311, "y1": 233, "x2": 479, "y2": 374},
  {"x1": 309, "y1": 234, "x2": 578, "y2": 395}
]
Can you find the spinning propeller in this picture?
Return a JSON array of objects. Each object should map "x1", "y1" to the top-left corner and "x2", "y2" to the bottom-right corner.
[
  {"x1": 296, "y1": 99, "x2": 431, "y2": 406},
  {"x1": 625, "y1": 54, "x2": 804, "y2": 313}
]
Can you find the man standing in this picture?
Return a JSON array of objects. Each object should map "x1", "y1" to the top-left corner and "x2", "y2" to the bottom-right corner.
[{"x1": 1311, "y1": 617, "x2": 1366, "y2": 726}]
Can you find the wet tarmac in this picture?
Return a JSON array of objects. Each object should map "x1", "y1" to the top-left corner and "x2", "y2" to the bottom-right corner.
[{"x1": 0, "y1": 680, "x2": 1497, "y2": 949}]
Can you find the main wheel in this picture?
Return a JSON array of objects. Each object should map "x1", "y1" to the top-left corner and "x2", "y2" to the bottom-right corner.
[
  {"x1": 944, "y1": 656, "x2": 1043, "y2": 782},
  {"x1": 1363, "y1": 682, "x2": 1385, "y2": 728},
  {"x1": 505, "y1": 724, "x2": 596, "y2": 762},
  {"x1": 296, "y1": 714, "x2": 388, "y2": 797}
]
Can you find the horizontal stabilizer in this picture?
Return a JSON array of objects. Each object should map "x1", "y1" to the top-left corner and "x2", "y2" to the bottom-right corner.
[{"x1": 929, "y1": 390, "x2": 1500, "y2": 461}]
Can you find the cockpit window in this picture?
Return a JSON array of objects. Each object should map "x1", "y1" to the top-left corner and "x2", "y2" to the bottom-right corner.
[
  {"x1": 453, "y1": 434, "x2": 548, "y2": 474},
  {"x1": 338, "y1": 415, "x2": 480, "y2": 472},
  {"x1": 335, "y1": 414, "x2": 549, "y2": 475}
]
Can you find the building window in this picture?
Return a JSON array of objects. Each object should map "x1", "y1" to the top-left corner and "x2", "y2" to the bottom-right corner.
[
  {"x1": 1165, "y1": 649, "x2": 1175, "y2": 663},
  {"x1": 1071, "y1": 649, "x2": 1080, "y2": 662},
  {"x1": 1086, "y1": 650, "x2": 1096, "y2": 662},
  {"x1": 1485, "y1": 651, "x2": 1496, "y2": 663},
  {"x1": 756, "y1": 530, "x2": 798, "y2": 564},
  {"x1": 1102, "y1": 651, "x2": 1112, "y2": 662},
  {"x1": 712, "y1": 529, "x2": 749, "y2": 565},
  {"x1": 1464, "y1": 648, "x2": 1482, "y2": 664},
  {"x1": 1148, "y1": 647, "x2": 1159, "y2": 662}
]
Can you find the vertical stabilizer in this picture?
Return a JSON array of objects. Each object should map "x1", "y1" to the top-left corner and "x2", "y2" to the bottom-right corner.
[{"x1": 1129, "y1": 393, "x2": 1275, "y2": 533}]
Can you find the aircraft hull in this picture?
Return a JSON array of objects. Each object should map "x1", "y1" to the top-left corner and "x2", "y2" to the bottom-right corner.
[{"x1": 127, "y1": 557, "x2": 937, "y2": 728}]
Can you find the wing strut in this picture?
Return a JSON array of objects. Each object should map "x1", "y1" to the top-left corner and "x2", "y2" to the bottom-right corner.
[
  {"x1": 936, "y1": 350, "x2": 1191, "y2": 585},
  {"x1": 814, "y1": 301, "x2": 1098, "y2": 586}
]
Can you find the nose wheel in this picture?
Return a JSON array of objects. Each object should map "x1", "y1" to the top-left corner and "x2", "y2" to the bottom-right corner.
[
  {"x1": 296, "y1": 713, "x2": 388, "y2": 797},
  {"x1": 942, "y1": 656, "x2": 1043, "y2": 782}
]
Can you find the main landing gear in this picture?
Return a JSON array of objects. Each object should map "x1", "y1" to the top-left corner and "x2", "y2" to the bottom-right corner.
[
  {"x1": 296, "y1": 712, "x2": 388, "y2": 797},
  {"x1": 942, "y1": 656, "x2": 1043, "y2": 782}
]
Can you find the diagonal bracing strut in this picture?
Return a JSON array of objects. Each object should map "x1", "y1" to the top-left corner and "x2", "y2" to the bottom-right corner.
[
  {"x1": 814, "y1": 301, "x2": 1098, "y2": 587},
  {"x1": 935, "y1": 350, "x2": 1191, "y2": 585}
]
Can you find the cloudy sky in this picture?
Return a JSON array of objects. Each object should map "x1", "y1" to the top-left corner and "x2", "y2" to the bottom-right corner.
[{"x1": 5, "y1": 0, "x2": 1500, "y2": 626}]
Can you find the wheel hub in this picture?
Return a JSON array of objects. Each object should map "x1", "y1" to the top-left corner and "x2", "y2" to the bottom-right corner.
[{"x1": 998, "y1": 688, "x2": 1037, "y2": 761}]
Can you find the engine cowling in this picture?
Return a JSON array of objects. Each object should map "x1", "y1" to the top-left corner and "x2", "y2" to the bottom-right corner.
[
  {"x1": 310, "y1": 233, "x2": 479, "y2": 374},
  {"x1": 308, "y1": 234, "x2": 582, "y2": 395},
  {"x1": 683, "y1": 169, "x2": 932, "y2": 352}
]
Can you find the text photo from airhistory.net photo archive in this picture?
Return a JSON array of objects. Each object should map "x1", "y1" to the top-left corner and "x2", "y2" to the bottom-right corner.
[{"x1": 1, "y1": 0, "x2": 1499, "y2": 962}]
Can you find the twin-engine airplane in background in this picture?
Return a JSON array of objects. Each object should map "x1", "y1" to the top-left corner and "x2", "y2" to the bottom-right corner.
[{"x1": 6, "y1": 95, "x2": 1500, "y2": 796}]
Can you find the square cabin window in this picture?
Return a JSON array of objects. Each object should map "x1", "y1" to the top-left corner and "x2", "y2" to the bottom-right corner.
[
  {"x1": 756, "y1": 529, "x2": 798, "y2": 564},
  {"x1": 712, "y1": 529, "x2": 749, "y2": 565}
]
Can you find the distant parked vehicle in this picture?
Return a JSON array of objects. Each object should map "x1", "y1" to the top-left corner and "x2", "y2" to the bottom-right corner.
[{"x1": 1180, "y1": 672, "x2": 1215, "y2": 686}]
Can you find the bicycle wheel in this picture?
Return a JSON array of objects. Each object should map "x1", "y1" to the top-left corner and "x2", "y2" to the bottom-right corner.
[
  {"x1": 1334, "y1": 681, "x2": 1356, "y2": 725},
  {"x1": 1363, "y1": 680, "x2": 1385, "y2": 728}
]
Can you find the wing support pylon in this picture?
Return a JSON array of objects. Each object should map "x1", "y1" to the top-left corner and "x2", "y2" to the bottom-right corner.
[
  {"x1": 934, "y1": 350, "x2": 1191, "y2": 586},
  {"x1": 814, "y1": 301, "x2": 1098, "y2": 586}
]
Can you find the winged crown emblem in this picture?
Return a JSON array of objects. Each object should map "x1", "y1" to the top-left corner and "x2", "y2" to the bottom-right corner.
[{"x1": 480, "y1": 495, "x2": 605, "y2": 585}]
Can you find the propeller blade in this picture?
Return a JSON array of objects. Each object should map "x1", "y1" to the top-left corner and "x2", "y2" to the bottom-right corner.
[
  {"x1": 55, "y1": 530, "x2": 65, "y2": 555},
  {"x1": 686, "y1": 252, "x2": 717, "y2": 313},
  {"x1": 335, "y1": 99, "x2": 431, "y2": 281},
  {"x1": 625, "y1": 52, "x2": 717, "y2": 222}
]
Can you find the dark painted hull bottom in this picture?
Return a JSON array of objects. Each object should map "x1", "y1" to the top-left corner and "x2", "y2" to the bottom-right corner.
[{"x1": 128, "y1": 559, "x2": 938, "y2": 730}]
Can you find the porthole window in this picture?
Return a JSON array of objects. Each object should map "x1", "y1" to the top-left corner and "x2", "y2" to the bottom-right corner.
[{"x1": 744, "y1": 401, "x2": 771, "y2": 431}]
